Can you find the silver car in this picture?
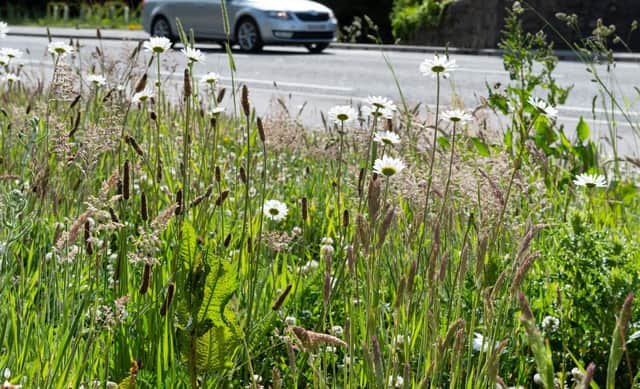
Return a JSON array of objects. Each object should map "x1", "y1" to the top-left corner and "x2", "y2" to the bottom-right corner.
[{"x1": 141, "y1": 0, "x2": 338, "y2": 53}]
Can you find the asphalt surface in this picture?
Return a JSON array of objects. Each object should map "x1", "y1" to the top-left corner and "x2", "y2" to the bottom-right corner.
[{"x1": 3, "y1": 29, "x2": 640, "y2": 154}]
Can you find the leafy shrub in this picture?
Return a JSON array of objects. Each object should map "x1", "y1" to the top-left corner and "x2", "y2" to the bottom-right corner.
[{"x1": 391, "y1": 0, "x2": 455, "y2": 41}]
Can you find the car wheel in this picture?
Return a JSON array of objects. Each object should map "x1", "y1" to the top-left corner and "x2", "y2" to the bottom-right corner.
[
  {"x1": 305, "y1": 42, "x2": 329, "y2": 54},
  {"x1": 236, "y1": 18, "x2": 263, "y2": 52},
  {"x1": 151, "y1": 16, "x2": 173, "y2": 40}
]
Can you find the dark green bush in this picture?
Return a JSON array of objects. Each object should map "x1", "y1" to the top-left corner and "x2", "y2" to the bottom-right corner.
[{"x1": 390, "y1": 0, "x2": 454, "y2": 41}]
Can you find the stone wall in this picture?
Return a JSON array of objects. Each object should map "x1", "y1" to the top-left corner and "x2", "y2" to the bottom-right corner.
[{"x1": 408, "y1": 0, "x2": 640, "y2": 51}]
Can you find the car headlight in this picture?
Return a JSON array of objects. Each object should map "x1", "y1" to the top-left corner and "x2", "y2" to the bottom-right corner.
[{"x1": 266, "y1": 11, "x2": 292, "y2": 20}]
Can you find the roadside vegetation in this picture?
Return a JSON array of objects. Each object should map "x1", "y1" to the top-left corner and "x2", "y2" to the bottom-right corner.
[{"x1": 0, "y1": 2, "x2": 639, "y2": 388}]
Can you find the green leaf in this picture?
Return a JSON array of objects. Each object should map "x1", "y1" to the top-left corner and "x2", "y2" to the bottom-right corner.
[
  {"x1": 471, "y1": 137, "x2": 491, "y2": 156},
  {"x1": 577, "y1": 117, "x2": 590, "y2": 143}
]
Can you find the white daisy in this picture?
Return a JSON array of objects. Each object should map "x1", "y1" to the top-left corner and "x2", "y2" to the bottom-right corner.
[
  {"x1": 388, "y1": 375, "x2": 404, "y2": 388},
  {"x1": 0, "y1": 22, "x2": 8, "y2": 39},
  {"x1": 328, "y1": 105, "x2": 357, "y2": 125},
  {"x1": 143, "y1": 36, "x2": 172, "y2": 54},
  {"x1": 528, "y1": 96, "x2": 558, "y2": 119},
  {"x1": 87, "y1": 74, "x2": 107, "y2": 87},
  {"x1": 373, "y1": 156, "x2": 405, "y2": 178},
  {"x1": 263, "y1": 199, "x2": 288, "y2": 222},
  {"x1": 0, "y1": 48, "x2": 22, "y2": 59},
  {"x1": 2, "y1": 73, "x2": 20, "y2": 83},
  {"x1": 362, "y1": 105, "x2": 394, "y2": 119},
  {"x1": 441, "y1": 109, "x2": 473, "y2": 124},
  {"x1": 181, "y1": 46, "x2": 205, "y2": 64},
  {"x1": 47, "y1": 41, "x2": 75, "y2": 58},
  {"x1": 366, "y1": 96, "x2": 397, "y2": 112},
  {"x1": 132, "y1": 88, "x2": 154, "y2": 104},
  {"x1": 373, "y1": 131, "x2": 401, "y2": 145},
  {"x1": 420, "y1": 54, "x2": 458, "y2": 79},
  {"x1": 209, "y1": 107, "x2": 225, "y2": 116},
  {"x1": 201, "y1": 72, "x2": 221, "y2": 85},
  {"x1": 0, "y1": 54, "x2": 9, "y2": 66},
  {"x1": 573, "y1": 173, "x2": 607, "y2": 188}
]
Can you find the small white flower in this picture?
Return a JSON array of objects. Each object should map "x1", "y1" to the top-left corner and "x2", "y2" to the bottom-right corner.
[
  {"x1": 87, "y1": 74, "x2": 107, "y2": 87},
  {"x1": 571, "y1": 367, "x2": 584, "y2": 382},
  {"x1": 394, "y1": 334, "x2": 409, "y2": 346},
  {"x1": 143, "y1": 36, "x2": 172, "y2": 54},
  {"x1": 362, "y1": 105, "x2": 394, "y2": 119},
  {"x1": 330, "y1": 325, "x2": 344, "y2": 337},
  {"x1": 388, "y1": 375, "x2": 404, "y2": 388},
  {"x1": 441, "y1": 109, "x2": 473, "y2": 124},
  {"x1": 263, "y1": 199, "x2": 288, "y2": 222},
  {"x1": 321, "y1": 244, "x2": 334, "y2": 258},
  {"x1": 533, "y1": 373, "x2": 543, "y2": 385},
  {"x1": 0, "y1": 54, "x2": 9, "y2": 66},
  {"x1": 541, "y1": 315, "x2": 560, "y2": 332},
  {"x1": 420, "y1": 54, "x2": 458, "y2": 78},
  {"x1": 325, "y1": 346, "x2": 337, "y2": 353},
  {"x1": 321, "y1": 237, "x2": 334, "y2": 245},
  {"x1": 181, "y1": 47, "x2": 206, "y2": 63},
  {"x1": 328, "y1": 105, "x2": 357, "y2": 125},
  {"x1": 0, "y1": 21, "x2": 8, "y2": 39},
  {"x1": 285, "y1": 316, "x2": 297, "y2": 325},
  {"x1": 373, "y1": 131, "x2": 401, "y2": 145},
  {"x1": 132, "y1": 88, "x2": 154, "y2": 104},
  {"x1": 573, "y1": 173, "x2": 607, "y2": 188},
  {"x1": 300, "y1": 260, "x2": 319, "y2": 275},
  {"x1": 2, "y1": 73, "x2": 20, "y2": 83},
  {"x1": 528, "y1": 96, "x2": 558, "y2": 119},
  {"x1": 0, "y1": 48, "x2": 22, "y2": 59},
  {"x1": 48, "y1": 41, "x2": 75, "y2": 58},
  {"x1": 209, "y1": 107, "x2": 225, "y2": 116},
  {"x1": 3, "y1": 368, "x2": 10, "y2": 379},
  {"x1": 472, "y1": 332, "x2": 500, "y2": 352},
  {"x1": 366, "y1": 96, "x2": 397, "y2": 112},
  {"x1": 201, "y1": 72, "x2": 221, "y2": 85},
  {"x1": 373, "y1": 156, "x2": 405, "y2": 178}
]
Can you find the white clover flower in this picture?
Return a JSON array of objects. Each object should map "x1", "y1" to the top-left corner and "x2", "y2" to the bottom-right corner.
[
  {"x1": 48, "y1": 41, "x2": 75, "y2": 58},
  {"x1": 330, "y1": 325, "x2": 344, "y2": 337},
  {"x1": 541, "y1": 315, "x2": 560, "y2": 332},
  {"x1": 441, "y1": 109, "x2": 473, "y2": 124},
  {"x1": 87, "y1": 74, "x2": 107, "y2": 87},
  {"x1": 472, "y1": 332, "x2": 502, "y2": 353},
  {"x1": 181, "y1": 46, "x2": 206, "y2": 64},
  {"x1": 2, "y1": 73, "x2": 20, "y2": 83},
  {"x1": 201, "y1": 72, "x2": 221, "y2": 85},
  {"x1": 373, "y1": 131, "x2": 401, "y2": 145},
  {"x1": 328, "y1": 105, "x2": 357, "y2": 125},
  {"x1": 321, "y1": 244, "x2": 334, "y2": 258},
  {"x1": 366, "y1": 96, "x2": 397, "y2": 112},
  {"x1": 0, "y1": 48, "x2": 22, "y2": 59},
  {"x1": 0, "y1": 54, "x2": 10, "y2": 66},
  {"x1": 263, "y1": 199, "x2": 288, "y2": 222},
  {"x1": 3, "y1": 368, "x2": 9, "y2": 379},
  {"x1": 573, "y1": 173, "x2": 607, "y2": 188},
  {"x1": 373, "y1": 156, "x2": 405, "y2": 178},
  {"x1": 571, "y1": 367, "x2": 584, "y2": 382},
  {"x1": 321, "y1": 237, "x2": 334, "y2": 245},
  {"x1": 420, "y1": 54, "x2": 458, "y2": 79},
  {"x1": 285, "y1": 316, "x2": 297, "y2": 325},
  {"x1": 143, "y1": 36, "x2": 172, "y2": 54},
  {"x1": 300, "y1": 260, "x2": 319, "y2": 275},
  {"x1": 394, "y1": 334, "x2": 409, "y2": 346},
  {"x1": 388, "y1": 375, "x2": 404, "y2": 388},
  {"x1": 528, "y1": 96, "x2": 558, "y2": 119},
  {"x1": 0, "y1": 22, "x2": 8, "y2": 39},
  {"x1": 209, "y1": 107, "x2": 225, "y2": 116},
  {"x1": 362, "y1": 105, "x2": 394, "y2": 119},
  {"x1": 132, "y1": 88, "x2": 154, "y2": 104}
]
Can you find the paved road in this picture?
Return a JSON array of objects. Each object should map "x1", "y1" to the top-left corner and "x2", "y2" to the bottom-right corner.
[{"x1": 3, "y1": 32, "x2": 640, "y2": 154}]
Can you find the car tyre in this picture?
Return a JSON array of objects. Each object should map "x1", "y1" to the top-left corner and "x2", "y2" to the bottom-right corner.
[
  {"x1": 236, "y1": 18, "x2": 263, "y2": 52},
  {"x1": 305, "y1": 42, "x2": 329, "y2": 54},
  {"x1": 151, "y1": 16, "x2": 175, "y2": 42}
]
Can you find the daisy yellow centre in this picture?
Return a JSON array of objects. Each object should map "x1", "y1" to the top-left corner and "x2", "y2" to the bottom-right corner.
[
  {"x1": 153, "y1": 47, "x2": 164, "y2": 53},
  {"x1": 381, "y1": 167, "x2": 396, "y2": 176},
  {"x1": 337, "y1": 113, "x2": 349, "y2": 121},
  {"x1": 269, "y1": 208, "x2": 279, "y2": 216},
  {"x1": 431, "y1": 65, "x2": 445, "y2": 73},
  {"x1": 55, "y1": 48, "x2": 66, "y2": 54}
]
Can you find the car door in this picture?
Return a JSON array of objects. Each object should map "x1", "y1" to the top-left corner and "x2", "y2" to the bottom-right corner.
[
  {"x1": 191, "y1": 0, "x2": 225, "y2": 39},
  {"x1": 164, "y1": 0, "x2": 205, "y2": 36}
]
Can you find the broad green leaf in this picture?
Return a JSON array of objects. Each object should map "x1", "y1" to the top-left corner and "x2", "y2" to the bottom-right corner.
[
  {"x1": 577, "y1": 117, "x2": 590, "y2": 143},
  {"x1": 471, "y1": 137, "x2": 491, "y2": 157}
]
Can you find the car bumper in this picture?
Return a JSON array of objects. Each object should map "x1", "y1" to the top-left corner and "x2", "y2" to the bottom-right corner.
[{"x1": 258, "y1": 17, "x2": 338, "y2": 43}]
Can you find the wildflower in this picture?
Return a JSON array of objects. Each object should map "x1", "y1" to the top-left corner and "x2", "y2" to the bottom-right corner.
[
  {"x1": 209, "y1": 107, "x2": 225, "y2": 116},
  {"x1": 533, "y1": 374, "x2": 543, "y2": 385},
  {"x1": 374, "y1": 131, "x2": 401, "y2": 145},
  {"x1": 388, "y1": 375, "x2": 404, "y2": 388},
  {"x1": 3, "y1": 368, "x2": 9, "y2": 379},
  {"x1": 181, "y1": 46, "x2": 206, "y2": 64},
  {"x1": 330, "y1": 325, "x2": 344, "y2": 337},
  {"x1": 87, "y1": 74, "x2": 107, "y2": 87},
  {"x1": 300, "y1": 260, "x2": 319, "y2": 275},
  {"x1": 0, "y1": 21, "x2": 8, "y2": 39},
  {"x1": 527, "y1": 96, "x2": 558, "y2": 119},
  {"x1": 47, "y1": 41, "x2": 75, "y2": 58},
  {"x1": 0, "y1": 55, "x2": 9, "y2": 66},
  {"x1": 285, "y1": 316, "x2": 297, "y2": 325},
  {"x1": 472, "y1": 332, "x2": 500, "y2": 352},
  {"x1": 541, "y1": 315, "x2": 560, "y2": 332},
  {"x1": 441, "y1": 109, "x2": 473, "y2": 124},
  {"x1": 571, "y1": 367, "x2": 584, "y2": 382},
  {"x1": 420, "y1": 54, "x2": 458, "y2": 78},
  {"x1": 132, "y1": 88, "x2": 154, "y2": 104},
  {"x1": 0, "y1": 48, "x2": 22, "y2": 59},
  {"x1": 321, "y1": 243, "x2": 334, "y2": 258},
  {"x1": 573, "y1": 173, "x2": 607, "y2": 188},
  {"x1": 373, "y1": 156, "x2": 405, "y2": 178},
  {"x1": 362, "y1": 105, "x2": 394, "y2": 119},
  {"x1": 394, "y1": 334, "x2": 409, "y2": 346},
  {"x1": 144, "y1": 36, "x2": 172, "y2": 54},
  {"x1": 328, "y1": 105, "x2": 357, "y2": 125},
  {"x1": 201, "y1": 71, "x2": 221, "y2": 85},
  {"x1": 263, "y1": 199, "x2": 288, "y2": 222},
  {"x1": 2, "y1": 73, "x2": 20, "y2": 83},
  {"x1": 366, "y1": 96, "x2": 397, "y2": 112}
]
